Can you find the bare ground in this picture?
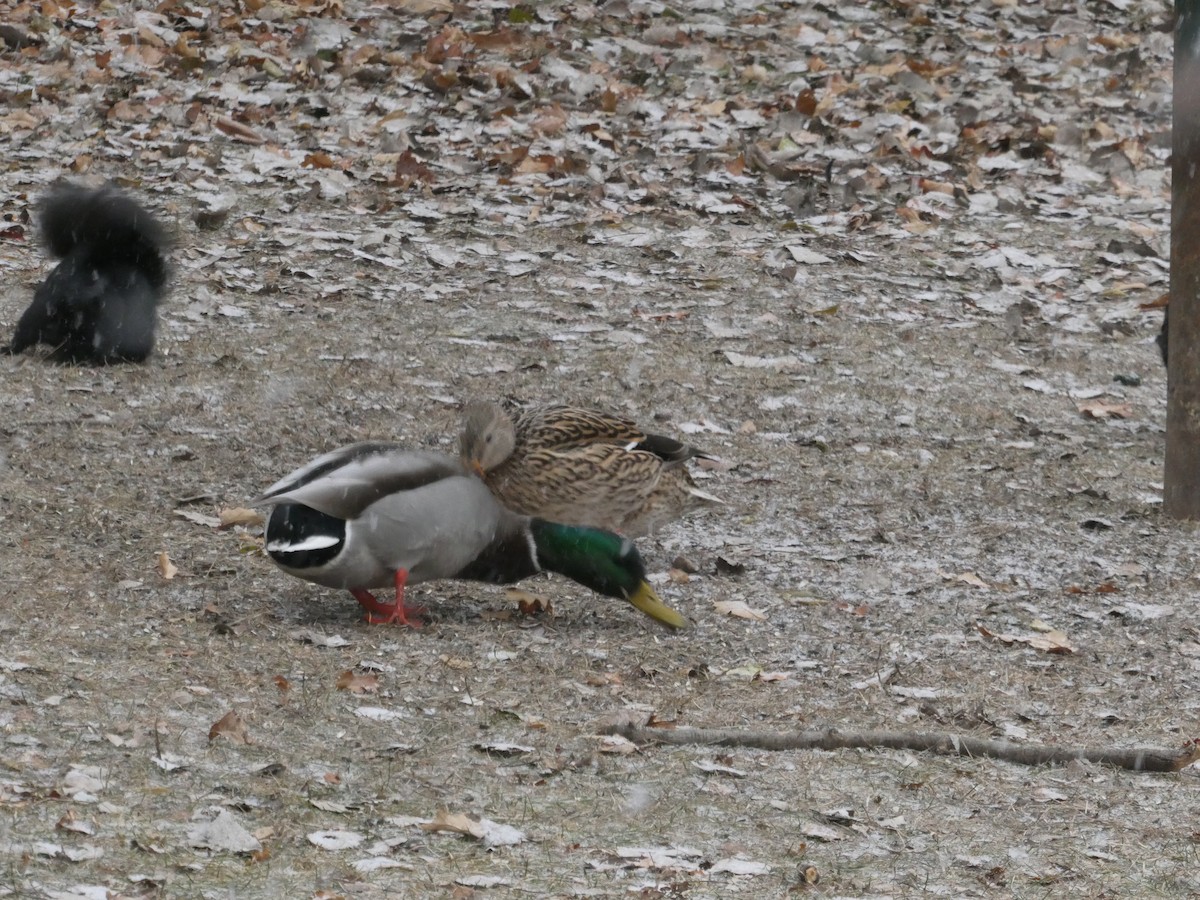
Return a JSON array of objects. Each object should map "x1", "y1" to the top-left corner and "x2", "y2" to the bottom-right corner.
[{"x1": 0, "y1": 0, "x2": 1197, "y2": 898}]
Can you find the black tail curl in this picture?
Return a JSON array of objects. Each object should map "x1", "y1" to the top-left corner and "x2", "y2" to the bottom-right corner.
[{"x1": 5, "y1": 182, "x2": 169, "y2": 364}]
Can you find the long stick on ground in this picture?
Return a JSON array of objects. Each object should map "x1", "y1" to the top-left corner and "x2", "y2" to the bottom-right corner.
[{"x1": 597, "y1": 716, "x2": 1199, "y2": 773}]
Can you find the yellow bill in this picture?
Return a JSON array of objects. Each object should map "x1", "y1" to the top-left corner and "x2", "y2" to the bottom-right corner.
[{"x1": 627, "y1": 581, "x2": 689, "y2": 629}]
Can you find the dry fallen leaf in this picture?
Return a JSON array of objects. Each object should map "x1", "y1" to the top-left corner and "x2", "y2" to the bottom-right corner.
[
  {"x1": 597, "y1": 734, "x2": 640, "y2": 755},
  {"x1": 710, "y1": 857, "x2": 770, "y2": 875},
  {"x1": 420, "y1": 810, "x2": 524, "y2": 847},
  {"x1": 505, "y1": 588, "x2": 553, "y2": 617},
  {"x1": 473, "y1": 740, "x2": 534, "y2": 756},
  {"x1": 1077, "y1": 400, "x2": 1132, "y2": 420},
  {"x1": 188, "y1": 810, "x2": 261, "y2": 853},
  {"x1": 612, "y1": 845, "x2": 704, "y2": 871},
  {"x1": 1027, "y1": 631, "x2": 1076, "y2": 653},
  {"x1": 208, "y1": 710, "x2": 250, "y2": 745},
  {"x1": 382, "y1": 0, "x2": 453, "y2": 11},
  {"x1": 289, "y1": 629, "x2": 351, "y2": 648},
  {"x1": 938, "y1": 569, "x2": 989, "y2": 589},
  {"x1": 754, "y1": 671, "x2": 791, "y2": 683},
  {"x1": 175, "y1": 508, "x2": 221, "y2": 528},
  {"x1": 694, "y1": 759, "x2": 746, "y2": 777},
  {"x1": 219, "y1": 507, "x2": 264, "y2": 529},
  {"x1": 976, "y1": 623, "x2": 1076, "y2": 654},
  {"x1": 55, "y1": 810, "x2": 95, "y2": 835},
  {"x1": 713, "y1": 600, "x2": 767, "y2": 621},
  {"x1": 308, "y1": 829, "x2": 364, "y2": 850},
  {"x1": 214, "y1": 115, "x2": 266, "y2": 144},
  {"x1": 336, "y1": 670, "x2": 380, "y2": 694}
]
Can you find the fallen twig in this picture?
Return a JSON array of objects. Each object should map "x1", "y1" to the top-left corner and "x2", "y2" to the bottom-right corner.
[{"x1": 597, "y1": 714, "x2": 1199, "y2": 773}]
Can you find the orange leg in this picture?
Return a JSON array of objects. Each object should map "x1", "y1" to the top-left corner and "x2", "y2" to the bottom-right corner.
[{"x1": 349, "y1": 569, "x2": 425, "y2": 628}]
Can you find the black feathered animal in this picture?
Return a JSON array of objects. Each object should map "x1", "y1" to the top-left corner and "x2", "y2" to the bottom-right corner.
[
  {"x1": 1158, "y1": 307, "x2": 1168, "y2": 367},
  {"x1": 5, "y1": 183, "x2": 168, "y2": 364}
]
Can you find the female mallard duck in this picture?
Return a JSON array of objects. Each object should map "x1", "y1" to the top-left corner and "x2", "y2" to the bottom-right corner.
[
  {"x1": 459, "y1": 402, "x2": 721, "y2": 537},
  {"x1": 252, "y1": 442, "x2": 687, "y2": 630}
]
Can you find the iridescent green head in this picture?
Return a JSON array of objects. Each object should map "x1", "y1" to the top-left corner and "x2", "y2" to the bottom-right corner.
[{"x1": 529, "y1": 520, "x2": 688, "y2": 628}]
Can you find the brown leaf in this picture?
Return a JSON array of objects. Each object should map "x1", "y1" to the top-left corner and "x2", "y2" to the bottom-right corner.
[
  {"x1": 1027, "y1": 631, "x2": 1076, "y2": 654},
  {"x1": 56, "y1": 809, "x2": 94, "y2": 834},
  {"x1": 302, "y1": 152, "x2": 338, "y2": 169},
  {"x1": 713, "y1": 600, "x2": 766, "y2": 621},
  {"x1": 919, "y1": 177, "x2": 957, "y2": 196},
  {"x1": 597, "y1": 734, "x2": 640, "y2": 755},
  {"x1": 531, "y1": 103, "x2": 568, "y2": 135},
  {"x1": 214, "y1": 116, "x2": 266, "y2": 145},
  {"x1": 505, "y1": 588, "x2": 553, "y2": 617},
  {"x1": 976, "y1": 623, "x2": 1075, "y2": 654},
  {"x1": 176, "y1": 508, "x2": 221, "y2": 528},
  {"x1": 393, "y1": 150, "x2": 435, "y2": 188},
  {"x1": 1077, "y1": 400, "x2": 1132, "y2": 420},
  {"x1": 514, "y1": 154, "x2": 558, "y2": 175},
  {"x1": 377, "y1": 0, "x2": 452, "y2": 10},
  {"x1": 421, "y1": 809, "x2": 486, "y2": 839},
  {"x1": 794, "y1": 89, "x2": 818, "y2": 116},
  {"x1": 108, "y1": 99, "x2": 151, "y2": 122},
  {"x1": 175, "y1": 34, "x2": 202, "y2": 61},
  {"x1": 335, "y1": 670, "x2": 380, "y2": 694},
  {"x1": 219, "y1": 507, "x2": 264, "y2": 529},
  {"x1": 754, "y1": 671, "x2": 790, "y2": 683},
  {"x1": 468, "y1": 28, "x2": 519, "y2": 50},
  {"x1": 209, "y1": 710, "x2": 250, "y2": 745},
  {"x1": 938, "y1": 569, "x2": 988, "y2": 589}
]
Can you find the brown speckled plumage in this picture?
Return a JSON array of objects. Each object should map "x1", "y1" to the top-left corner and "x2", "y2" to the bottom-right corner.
[{"x1": 460, "y1": 402, "x2": 721, "y2": 537}]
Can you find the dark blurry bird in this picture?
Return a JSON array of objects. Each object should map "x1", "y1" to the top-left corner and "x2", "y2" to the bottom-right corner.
[
  {"x1": 252, "y1": 442, "x2": 688, "y2": 629},
  {"x1": 459, "y1": 402, "x2": 722, "y2": 538},
  {"x1": 5, "y1": 182, "x2": 168, "y2": 364},
  {"x1": 1158, "y1": 307, "x2": 1168, "y2": 366}
]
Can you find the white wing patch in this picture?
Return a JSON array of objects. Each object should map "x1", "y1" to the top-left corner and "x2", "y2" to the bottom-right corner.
[
  {"x1": 268, "y1": 535, "x2": 340, "y2": 553},
  {"x1": 525, "y1": 527, "x2": 541, "y2": 573}
]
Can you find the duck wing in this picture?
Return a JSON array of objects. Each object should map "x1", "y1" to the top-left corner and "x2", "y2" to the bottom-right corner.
[
  {"x1": 518, "y1": 405, "x2": 709, "y2": 465},
  {"x1": 488, "y1": 444, "x2": 664, "y2": 532},
  {"x1": 253, "y1": 444, "x2": 463, "y2": 522}
]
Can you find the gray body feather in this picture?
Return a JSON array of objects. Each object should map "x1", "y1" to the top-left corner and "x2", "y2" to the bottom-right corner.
[{"x1": 254, "y1": 444, "x2": 529, "y2": 590}]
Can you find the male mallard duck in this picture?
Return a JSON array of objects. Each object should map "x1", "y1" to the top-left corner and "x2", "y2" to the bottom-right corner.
[
  {"x1": 459, "y1": 402, "x2": 721, "y2": 537},
  {"x1": 252, "y1": 442, "x2": 688, "y2": 629}
]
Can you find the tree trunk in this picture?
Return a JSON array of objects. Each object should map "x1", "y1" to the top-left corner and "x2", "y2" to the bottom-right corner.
[{"x1": 1166, "y1": 3, "x2": 1200, "y2": 518}]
